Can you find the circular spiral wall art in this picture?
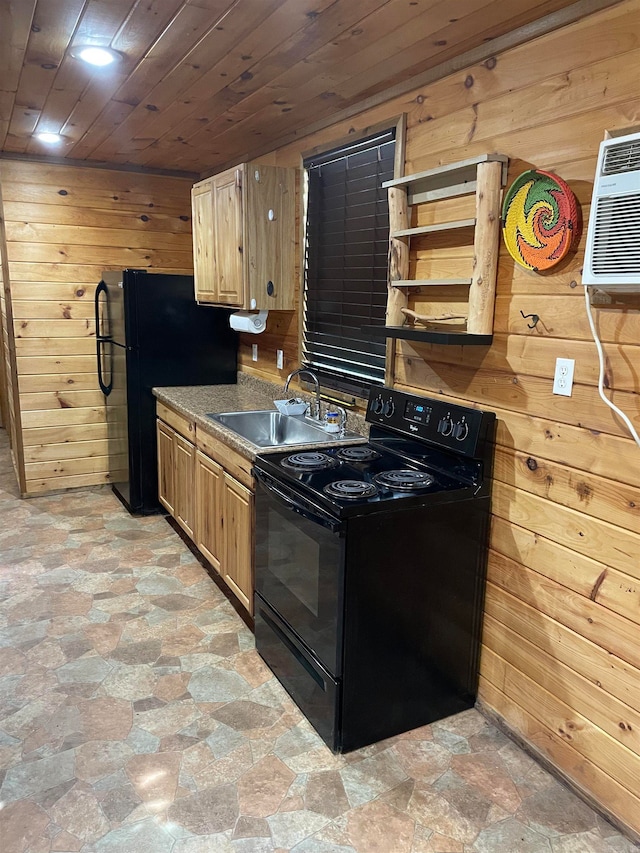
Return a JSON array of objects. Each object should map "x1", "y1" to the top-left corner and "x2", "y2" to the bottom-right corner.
[{"x1": 502, "y1": 169, "x2": 579, "y2": 271}]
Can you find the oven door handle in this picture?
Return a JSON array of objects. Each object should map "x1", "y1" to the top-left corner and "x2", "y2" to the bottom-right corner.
[{"x1": 254, "y1": 468, "x2": 342, "y2": 533}]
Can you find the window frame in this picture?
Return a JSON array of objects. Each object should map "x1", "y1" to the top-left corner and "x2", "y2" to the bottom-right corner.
[{"x1": 298, "y1": 115, "x2": 406, "y2": 404}]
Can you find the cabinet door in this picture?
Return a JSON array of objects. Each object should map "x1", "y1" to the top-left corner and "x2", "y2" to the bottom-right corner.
[
  {"x1": 212, "y1": 166, "x2": 245, "y2": 306},
  {"x1": 175, "y1": 435, "x2": 196, "y2": 539},
  {"x1": 222, "y1": 473, "x2": 254, "y2": 614},
  {"x1": 157, "y1": 420, "x2": 175, "y2": 515},
  {"x1": 245, "y1": 165, "x2": 296, "y2": 310},
  {"x1": 195, "y1": 450, "x2": 223, "y2": 573},
  {"x1": 192, "y1": 180, "x2": 216, "y2": 303}
]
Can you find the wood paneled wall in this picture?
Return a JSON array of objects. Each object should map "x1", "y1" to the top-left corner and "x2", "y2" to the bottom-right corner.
[
  {"x1": 0, "y1": 178, "x2": 25, "y2": 490},
  {"x1": 240, "y1": 0, "x2": 640, "y2": 838},
  {"x1": 0, "y1": 160, "x2": 194, "y2": 494}
]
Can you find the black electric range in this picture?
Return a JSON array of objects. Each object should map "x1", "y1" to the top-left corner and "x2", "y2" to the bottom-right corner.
[{"x1": 253, "y1": 387, "x2": 495, "y2": 753}]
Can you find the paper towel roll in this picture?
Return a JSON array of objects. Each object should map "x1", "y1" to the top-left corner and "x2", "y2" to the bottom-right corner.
[{"x1": 229, "y1": 310, "x2": 268, "y2": 334}]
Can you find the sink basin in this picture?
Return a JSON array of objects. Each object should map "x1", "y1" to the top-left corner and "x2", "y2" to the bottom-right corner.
[{"x1": 206, "y1": 410, "x2": 360, "y2": 448}]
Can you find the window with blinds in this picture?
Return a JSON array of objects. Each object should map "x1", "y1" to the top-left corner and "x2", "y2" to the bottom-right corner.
[{"x1": 302, "y1": 129, "x2": 396, "y2": 398}]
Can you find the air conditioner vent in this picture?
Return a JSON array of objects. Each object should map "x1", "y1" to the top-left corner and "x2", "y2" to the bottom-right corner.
[
  {"x1": 590, "y1": 193, "x2": 640, "y2": 275},
  {"x1": 583, "y1": 130, "x2": 640, "y2": 290},
  {"x1": 602, "y1": 140, "x2": 640, "y2": 175}
]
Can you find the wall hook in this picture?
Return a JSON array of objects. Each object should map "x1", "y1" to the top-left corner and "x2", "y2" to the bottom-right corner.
[{"x1": 520, "y1": 310, "x2": 540, "y2": 329}]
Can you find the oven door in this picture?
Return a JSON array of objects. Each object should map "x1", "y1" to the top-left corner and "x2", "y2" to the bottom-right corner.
[{"x1": 253, "y1": 467, "x2": 345, "y2": 676}]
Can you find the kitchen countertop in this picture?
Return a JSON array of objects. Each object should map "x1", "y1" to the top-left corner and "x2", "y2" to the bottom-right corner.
[{"x1": 153, "y1": 372, "x2": 369, "y2": 460}]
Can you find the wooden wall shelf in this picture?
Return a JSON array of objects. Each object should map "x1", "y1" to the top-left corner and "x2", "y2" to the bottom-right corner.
[
  {"x1": 363, "y1": 325, "x2": 493, "y2": 345},
  {"x1": 384, "y1": 153, "x2": 508, "y2": 344},
  {"x1": 383, "y1": 154, "x2": 508, "y2": 203},
  {"x1": 393, "y1": 278, "x2": 473, "y2": 287},
  {"x1": 391, "y1": 218, "x2": 476, "y2": 238}
]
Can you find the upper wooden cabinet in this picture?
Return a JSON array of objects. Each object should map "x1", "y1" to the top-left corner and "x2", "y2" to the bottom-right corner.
[
  {"x1": 192, "y1": 163, "x2": 296, "y2": 310},
  {"x1": 191, "y1": 179, "x2": 217, "y2": 302},
  {"x1": 211, "y1": 167, "x2": 245, "y2": 306}
]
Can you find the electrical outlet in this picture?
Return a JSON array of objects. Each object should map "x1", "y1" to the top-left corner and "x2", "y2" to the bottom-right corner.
[
  {"x1": 553, "y1": 357, "x2": 575, "y2": 396},
  {"x1": 252, "y1": 344, "x2": 258, "y2": 362},
  {"x1": 276, "y1": 349, "x2": 284, "y2": 370}
]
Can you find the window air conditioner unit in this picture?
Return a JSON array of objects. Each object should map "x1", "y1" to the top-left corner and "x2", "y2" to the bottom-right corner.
[{"x1": 582, "y1": 130, "x2": 640, "y2": 291}]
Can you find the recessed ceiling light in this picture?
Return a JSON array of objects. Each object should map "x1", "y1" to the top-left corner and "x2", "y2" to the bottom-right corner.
[
  {"x1": 34, "y1": 132, "x2": 64, "y2": 144},
  {"x1": 71, "y1": 45, "x2": 121, "y2": 67}
]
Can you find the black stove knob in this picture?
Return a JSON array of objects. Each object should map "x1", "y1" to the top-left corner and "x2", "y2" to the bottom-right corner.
[
  {"x1": 438, "y1": 416, "x2": 453, "y2": 436},
  {"x1": 372, "y1": 396, "x2": 384, "y2": 415},
  {"x1": 382, "y1": 399, "x2": 395, "y2": 417},
  {"x1": 453, "y1": 421, "x2": 469, "y2": 441}
]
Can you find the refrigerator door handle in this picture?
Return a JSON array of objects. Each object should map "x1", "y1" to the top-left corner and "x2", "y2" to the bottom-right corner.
[
  {"x1": 95, "y1": 279, "x2": 110, "y2": 341},
  {"x1": 96, "y1": 337, "x2": 112, "y2": 397},
  {"x1": 95, "y1": 280, "x2": 113, "y2": 396}
]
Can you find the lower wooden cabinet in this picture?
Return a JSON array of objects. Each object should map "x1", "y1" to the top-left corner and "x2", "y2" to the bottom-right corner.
[
  {"x1": 157, "y1": 421, "x2": 175, "y2": 515},
  {"x1": 175, "y1": 435, "x2": 196, "y2": 539},
  {"x1": 157, "y1": 407, "x2": 254, "y2": 616},
  {"x1": 156, "y1": 419, "x2": 196, "y2": 539},
  {"x1": 195, "y1": 450, "x2": 223, "y2": 573},
  {"x1": 221, "y1": 473, "x2": 253, "y2": 614}
]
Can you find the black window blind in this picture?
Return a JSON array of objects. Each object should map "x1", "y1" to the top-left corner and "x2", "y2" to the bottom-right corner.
[{"x1": 302, "y1": 129, "x2": 396, "y2": 397}]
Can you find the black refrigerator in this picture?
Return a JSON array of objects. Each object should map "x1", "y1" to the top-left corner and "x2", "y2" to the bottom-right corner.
[{"x1": 95, "y1": 269, "x2": 237, "y2": 514}]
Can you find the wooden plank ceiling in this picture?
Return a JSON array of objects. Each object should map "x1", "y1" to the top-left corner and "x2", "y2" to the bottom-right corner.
[{"x1": 0, "y1": 0, "x2": 614, "y2": 175}]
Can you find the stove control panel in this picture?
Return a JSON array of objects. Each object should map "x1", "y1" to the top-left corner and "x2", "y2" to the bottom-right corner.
[{"x1": 367, "y1": 387, "x2": 493, "y2": 457}]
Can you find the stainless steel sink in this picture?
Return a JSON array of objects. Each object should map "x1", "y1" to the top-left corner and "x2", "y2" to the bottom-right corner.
[{"x1": 206, "y1": 410, "x2": 361, "y2": 448}]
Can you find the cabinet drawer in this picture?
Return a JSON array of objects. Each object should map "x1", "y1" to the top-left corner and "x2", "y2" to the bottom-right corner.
[
  {"x1": 196, "y1": 428, "x2": 254, "y2": 490},
  {"x1": 157, "y1": 401, "x2": 194, "y2": 441}
]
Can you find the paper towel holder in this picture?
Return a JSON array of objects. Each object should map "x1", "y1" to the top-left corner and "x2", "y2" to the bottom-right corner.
[{"x1": 229, "y1": 309, "x2": 268, "y2": 334}]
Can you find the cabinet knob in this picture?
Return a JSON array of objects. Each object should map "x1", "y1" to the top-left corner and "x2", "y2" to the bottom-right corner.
[
  {"x1": 266, "y1": 281, "x2": 274, "y2": 296},
  {"x1": 268, "y1": 208, "x2": 275, "y2": 221}
]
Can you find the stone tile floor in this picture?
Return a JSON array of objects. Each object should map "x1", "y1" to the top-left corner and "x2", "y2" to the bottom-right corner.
[{"x1": 0, "y1": 431, "x2": 638, "y2": 853}]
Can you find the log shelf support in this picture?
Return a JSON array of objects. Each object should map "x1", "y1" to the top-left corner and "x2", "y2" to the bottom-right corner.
[
  {"x1": 468, "y1": 160, "x2": 504, "y2": 336},
  {"x1": 387, "y1": 186, "x2": 410, "y2": 327}
]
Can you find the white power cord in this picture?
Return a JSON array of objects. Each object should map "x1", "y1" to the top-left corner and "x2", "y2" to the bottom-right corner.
[{"x1": 583, "y1": 285, "x2": 640, "y2": 448}]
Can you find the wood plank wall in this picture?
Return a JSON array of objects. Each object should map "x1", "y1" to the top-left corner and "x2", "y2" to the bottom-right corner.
[
  {"x1": 240, "y1": 0, "x2": 640, "y2": 837},
  {"x1": 0, "y1": 177, "x2": 25, "y2": 489},
  {"x1": 0, "y1": 161, "x2": 194, "y2": 494},
  {"x1": 0, "y1": 182, "x2": 11, "y2": 430}
]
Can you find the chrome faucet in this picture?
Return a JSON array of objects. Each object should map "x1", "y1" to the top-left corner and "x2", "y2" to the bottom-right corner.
[{"x1": 284, "y1": 368, "x2": 321, "y2": 420}]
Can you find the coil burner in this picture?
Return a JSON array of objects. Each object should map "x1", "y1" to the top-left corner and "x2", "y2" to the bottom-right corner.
[
  {"x1": 323, "y1": 480, "x2": 378, "y2": 500},
  {"x1": 281, "y1": 451, "x2": 337, "y2": 471},
  {"x1": 336, "y1": 446, "x2": 381, "y2": 463},
  {"x1": 373, "y1": 469, "x2": 434, "y2": 491}
]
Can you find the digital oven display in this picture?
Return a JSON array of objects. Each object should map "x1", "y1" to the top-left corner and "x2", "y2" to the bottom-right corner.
[{"x1": 404, "y1": 401, "x2": 432, "y2": 425}]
